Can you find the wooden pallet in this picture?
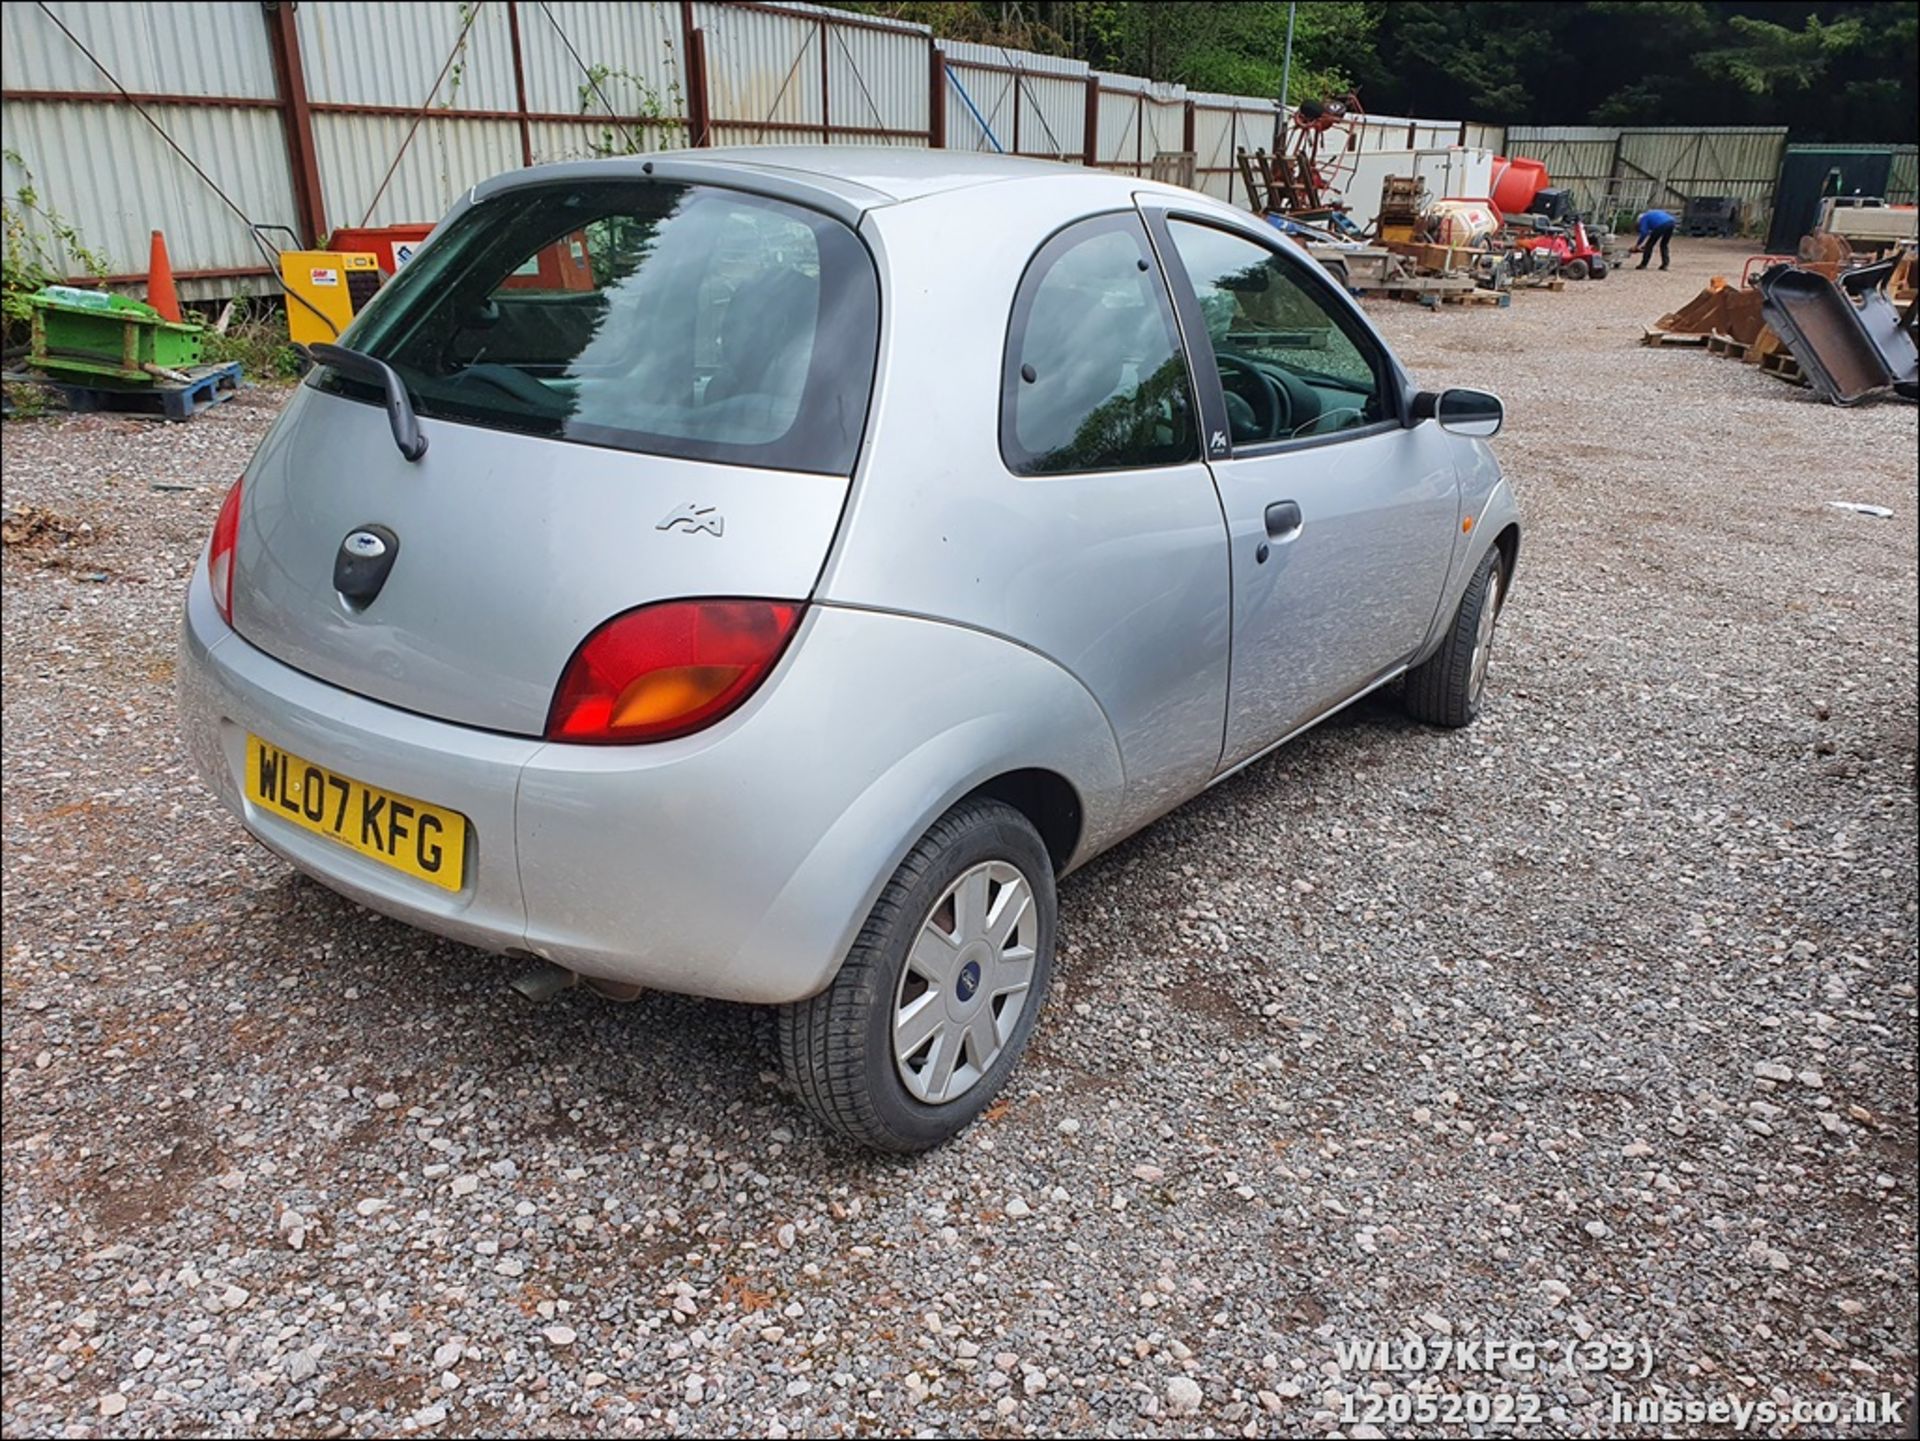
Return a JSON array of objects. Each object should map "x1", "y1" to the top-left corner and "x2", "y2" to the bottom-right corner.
[
  {"x1": 1759, "y1": 350, "x2": 1805, "y2": 384},
  {"x1": 1357, "y1": 270, "x2": 1474, "y2": 290},
  {"x1": 40, "y1": 361, "x2": 243, "y2": 421},
  {"x1": 1641, "y1": 327, "x2": 1710, "y2": 347},
  {"x1": 1705, "y1": 332, "x2": 1745, "y2": 357},
  {"x1": 1372, "y1": 284, "x2": 1508, "y2": 309},
  {"x1": 1744, "y1": 327, "x2": 1785, "y2": 366},
  {"x1": 1890, "y1": 245, "x2": 1916, "y2": 303}
]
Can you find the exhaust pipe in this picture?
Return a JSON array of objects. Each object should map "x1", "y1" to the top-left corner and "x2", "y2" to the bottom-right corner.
[
  {"x1": 509, "y1": 962, "x2": 576, "y2": 1004},
  {"x1": 508, "y1": 961, "x2": 645, "y2": 1005},
  {"x1": 583, "y1": 978, "x2": 645, "y2": 1003}
]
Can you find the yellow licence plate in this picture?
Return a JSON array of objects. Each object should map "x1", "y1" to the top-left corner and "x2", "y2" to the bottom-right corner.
[{"x1": 244, "y1": 735, "x2": 468, "y2": 893}]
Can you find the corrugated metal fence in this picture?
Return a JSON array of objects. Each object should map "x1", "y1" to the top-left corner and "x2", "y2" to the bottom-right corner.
[
  {"x1": 1090, "y1": 73, "x2": 1188, "y2": 179},
  {"x1": 3, "y1": 0, "x2": 1520, "y2": 295},
  {"x1": 938, "y1": 40, "x2": 1085, "y2": 161},
  {"x1": 1188, "y1": 91, "x2": 1278, "y2": 203},
  {"x1": 1504, "y1": 125, "x2": 1790, "y2": 233},
  {"x1": 3, "y1": 1, "x2": 1857, "y2": 300},
  {"x1": 1346, "y1": 113, "x2": 1467, "y2": 153},
  {"x1": 1, "y1": 2, "x2": 301, "y2": 289},
  {"x1": 699, "y1": 1, "x2": 928, "y2": 149},
  {"x1": 1887, "y1": 145, "x2": 1919, "y2": 205}
]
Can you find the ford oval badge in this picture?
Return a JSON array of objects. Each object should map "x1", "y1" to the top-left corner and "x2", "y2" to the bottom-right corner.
[{"x1": 334, "y1": 523, "x2": 400, "y2": 605}]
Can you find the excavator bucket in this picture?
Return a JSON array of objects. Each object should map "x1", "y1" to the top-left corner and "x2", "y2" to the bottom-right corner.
[{"x1": 1655, "y1": 277, "x2": 1768, "y2": 346}]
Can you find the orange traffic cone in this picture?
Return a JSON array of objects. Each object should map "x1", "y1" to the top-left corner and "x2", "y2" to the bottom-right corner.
[{"x1": 147, "y1": 229, "x2": 181, "y2": 322}]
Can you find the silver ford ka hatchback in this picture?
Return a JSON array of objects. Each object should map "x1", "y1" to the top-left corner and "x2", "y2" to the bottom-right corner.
[{"x1": 179, "y1": 148, "x2": 1519, "y2": 1150}]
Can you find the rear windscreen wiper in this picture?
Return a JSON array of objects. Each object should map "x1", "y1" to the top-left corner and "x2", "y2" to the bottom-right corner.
[{"x1": 307, "y1": 343, "x2": 429, "y2": 462}]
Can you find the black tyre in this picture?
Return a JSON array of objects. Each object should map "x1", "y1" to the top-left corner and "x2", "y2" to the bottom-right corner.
[
  {"x1": 1563, "y1": 257, "x2": 1591, "y2": 281},
  {"x1": 1321, "y1": 260, "x2": 1351, "y2": 292},
  {"x1": 1404, "y1": 546, "x2": 1504, "y2": 728},
  {"x1": 778, "y1": 799, "x2": 1056, "y2": 1151}
]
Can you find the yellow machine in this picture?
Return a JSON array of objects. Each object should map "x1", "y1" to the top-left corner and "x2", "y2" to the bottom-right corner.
[
  {"x1": 1375, "y1": 175, "x2": 1427, "y2": 246},
  {"x1": 278, "y1": 250, "x2": 382, "y2": 345}
]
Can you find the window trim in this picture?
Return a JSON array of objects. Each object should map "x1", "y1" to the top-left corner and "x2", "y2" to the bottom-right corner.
[
  {"x1": 998, "y1": 210, "x2": 1203, "y2": 478},
  {"x1": 1144, "y1": 208, "x2": 1405, "y2": 460}
]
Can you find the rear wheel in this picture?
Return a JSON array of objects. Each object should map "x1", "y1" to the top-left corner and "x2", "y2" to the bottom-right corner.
[
  {"x1": 778, "y1": 799, "x2": 1056, "y2": 1151},
  {"x1": 1563, "y1": 257, "x2": 1591, "y2": 281},
  {"x1": 1404, "y1": 546, "x2": 1504, "y2": 728}
]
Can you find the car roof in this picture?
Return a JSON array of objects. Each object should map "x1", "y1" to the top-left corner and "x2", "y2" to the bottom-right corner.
[
  {"x1": 680, "y1": 146, "x2": 1101, "y2": 201},
  {"x1": 473, "y1": 146, "x2": 1186, "y2": 228}
]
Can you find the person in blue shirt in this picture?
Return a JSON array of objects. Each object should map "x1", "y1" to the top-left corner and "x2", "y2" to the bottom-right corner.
[{"x1": 1633, "y1": 209, "x2": 1677, "y2": 270}]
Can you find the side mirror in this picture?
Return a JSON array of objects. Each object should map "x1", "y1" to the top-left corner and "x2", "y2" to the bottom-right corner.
[{"x1": 1414, "y1": 387, "x2": 1504, "y2": 438}]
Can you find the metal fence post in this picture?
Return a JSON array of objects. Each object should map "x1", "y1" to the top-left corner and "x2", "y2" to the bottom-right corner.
[
  {"x1": 505, "y1": 1, "x2": 534, "y2": 166},
  {"x1": 263, "y1": 1, "x2": 327, "y2": 245},
  {"x1": 819, "y1": 19, "x2": 830, "y2": 144},
  {"x1": 1083, "y1": 75, "x2": 1100, "y2": 168},
  {"x1": 929, "y1": 45, "x2": 945, "y2": 148},
  {"x1": 680, "y1": 1, "x2": 711, "y2": 147}
]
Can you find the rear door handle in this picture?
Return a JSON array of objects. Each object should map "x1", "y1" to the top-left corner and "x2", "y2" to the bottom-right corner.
[{"x1": 1265, "y1": 500, "x2": 1303, "y2": 538}]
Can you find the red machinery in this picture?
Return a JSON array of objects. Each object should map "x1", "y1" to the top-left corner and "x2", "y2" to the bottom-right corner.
[
  {"x1": 1282, "y1": 93, "x2": 1374, "y2": 213},
  {"x1": 1286, "y1": 93, "x2": 1365, "y2": 209},
  {"x1": 1489, "y1": 157, "x2": 1549, "y2": 217},
  {"x1": 497, "y1": 232, "x2": 596, "y2": 292},
  {"x1": 1510, "y1": 220, "x2": 1608, "y2": 280},
  {"x1": 1236, "y1": 93, "x2": 1369, "y2": 224},
  {"x1": 327, "y1": 224, "x2": 434, "y2": 276},
  {"x1": 325, "y1": 224, "x2": 595, "y2": 291},
  {"x1": 1236, "y1": 94, "x2": 1374, "y2": 231},
  {"x1": 1489, "y1": 160, "x2": 1610, "y2": 280}
]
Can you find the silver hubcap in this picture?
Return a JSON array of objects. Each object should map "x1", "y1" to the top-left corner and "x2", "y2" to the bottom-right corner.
[
  {"x1": 1470, "y1": 565, "x2": 1502, "y2": 704},
  {"x1": 892, "y1": 861, "x2": 1038, "y2": 1105}
]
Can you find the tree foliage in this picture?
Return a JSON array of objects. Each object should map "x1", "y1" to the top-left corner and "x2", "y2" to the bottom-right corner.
[
  {"x1": 1699, "y1": 12, "x2": 1865, "y2": 93},
  {"x1": 842, "y1": 0, "x2": 1917, "y2": 141}
]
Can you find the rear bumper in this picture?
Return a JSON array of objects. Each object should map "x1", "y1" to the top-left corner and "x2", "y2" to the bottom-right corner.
[
  {"x1": 179, "y1": 562, "x2": 1125, "y2": 1004},
  {"x1": 180, "y1": 561, "x2": 547, "y2": 963},
  {"x1": 181, "y1": 562, "x2": 861, "y2": 1002}
]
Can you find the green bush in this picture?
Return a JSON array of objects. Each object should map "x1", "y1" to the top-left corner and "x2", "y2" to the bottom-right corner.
[
  {"x1": 3, "y1": 149, "x2": 111, "y2": 331},
  {"x1": 200, "y1": 295, "x2": 303, "y2": 382}
]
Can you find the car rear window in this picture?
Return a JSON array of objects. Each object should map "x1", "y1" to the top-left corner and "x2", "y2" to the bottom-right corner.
[{"x1": 312, "y1": 180, "x2": 879, "y2": 475}]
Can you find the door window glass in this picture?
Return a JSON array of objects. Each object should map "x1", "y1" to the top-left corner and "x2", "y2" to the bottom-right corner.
[
  {"x1": 1166, "y1": 220, "x2": 1389, "y2": 445},
  {"x1": 1002, "y1": 216, "x2": 1196, "y2": 475}
]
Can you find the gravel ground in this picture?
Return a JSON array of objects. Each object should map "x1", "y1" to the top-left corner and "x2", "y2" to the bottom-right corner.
[{"x1": 3, "y1": 237, "x2": 1915, "y2": 1439}]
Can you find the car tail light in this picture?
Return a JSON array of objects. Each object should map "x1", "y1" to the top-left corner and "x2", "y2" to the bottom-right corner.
[
  {"x1": 207, "y1": 477, "x2": 244, "y2": 626},
  {"x1": 546, "y1": 599, "x2": 803, "y2": 743}
]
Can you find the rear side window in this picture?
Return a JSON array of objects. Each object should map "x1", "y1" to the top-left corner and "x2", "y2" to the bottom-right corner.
[
  {"x1": 1001, "y1": 214, "x2": 1197, "y2": 476},
  {"x1": 314, "y1": 181, "x2": 878, "y2": 474}
]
